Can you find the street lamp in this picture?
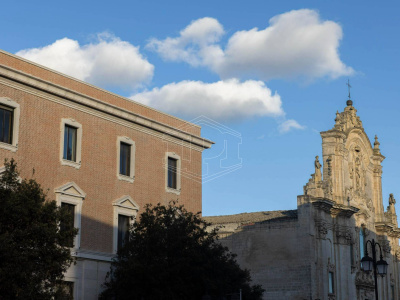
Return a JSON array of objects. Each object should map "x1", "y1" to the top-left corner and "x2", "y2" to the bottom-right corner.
[{"x1": 360, "y1": 239, "x2": 388, "y2": 300}]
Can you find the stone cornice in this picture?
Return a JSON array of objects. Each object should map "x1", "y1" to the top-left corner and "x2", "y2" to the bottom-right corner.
[
  {"x1": 375, "y1": 222, "x2": 400, "y2": 238},
  {"x1": 311, "y1": 197, "x2": 359, "y2": 217},
  {"x1": 0, "y1": 64, "x2": 214, "y2": 150},
  {"x1": 320, "y1": 129, "x2": 347, "y2": 139}
]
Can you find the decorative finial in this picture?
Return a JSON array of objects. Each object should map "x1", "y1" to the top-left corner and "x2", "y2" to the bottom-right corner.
[
  {"x1": 374, "y1": 135, "x2": 380, "y2": 150},
  {"x1": 346, "y1": 79, "x2": 353, "y2": 106},
  {"x1": 389, "y1": 193, "x2": 396, "y2": 205}
]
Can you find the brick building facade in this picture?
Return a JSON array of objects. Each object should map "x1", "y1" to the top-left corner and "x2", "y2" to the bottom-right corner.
[{"x1": 0, "y1": 49, "x2": 213, "y2": 299}]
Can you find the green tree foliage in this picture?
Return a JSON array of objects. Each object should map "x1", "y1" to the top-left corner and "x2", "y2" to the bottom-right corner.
[
  {"x1": 0, "y1": 159, "x2": 77, "y2": 299},
  {"x1": 101, "y1": 202, "x2": 264, "y2": 300}
]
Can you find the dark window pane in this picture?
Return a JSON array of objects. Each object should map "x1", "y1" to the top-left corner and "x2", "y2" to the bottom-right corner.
[
  {"x1": 61, "y1": 203, "x2": 75, "y2": 247},
  {"x1": 0, "y1": 106, "x2": 13, "y2": 144},
  {"x1": 120, "y1": 143, "x2": 131, "y2": 176},
  {"x1": 328, "y1": 272, "x2": 334, "y2": 293},
  {"x1": 359, "y1": 228, "x2": 365, "y2": 258},
  {"x1": 118, "y1": 214, "x2": 130, "y2": 251},
  {"x1": 63, "y1": 125, "x2": 77, "y2": 161},
  {"x1": 168, "y1": 157, "x2": 177, "y2": 189}
]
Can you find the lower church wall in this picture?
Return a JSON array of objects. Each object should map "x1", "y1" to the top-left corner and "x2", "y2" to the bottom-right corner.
[{"x1": 217, "y1": 219, "x2": 313, "y2": 300}]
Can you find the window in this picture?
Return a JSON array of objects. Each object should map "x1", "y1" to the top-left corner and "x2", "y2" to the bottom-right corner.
[
  {"x1": 63, "y1": 125, "x2": 77, "y2": 161},
  {"x1": 60, "y1": 119, "x2": 82, "y2": 169},
  {"x1": 55, "y1": 182, "x2": 86, "y2": 250},
  {"x1": 165, "y1": 152, "x2": 181, "y2": 194},
  {"x1": 328, "y1": 272, "x2": 334, "y2": 294},
  {"x1": 168, "y1": 157, "x2": 177, "y2": 189},
  {"x1": 60, "y1": 202, "x2": 75, "y2": 247},
  {"x1": 113, "y1": 196, "x2": 139, "y2": 253},
  {"x1": 360, "y1": 227, "x2": 365, "y2": 258},
  {"x1": 0, "y1": 97, "x2": 20, "y2": 152},
  {"x1": 117, "y1": 137, "x2": 135, "y2": 183},
  {"x1": 117, "y1": 214, "x2": 130, "y2": 251},
  {"x1": 120, "y1": 143, "x2": 131, "y2": 176},
  {"x1": 0, "y1": 105, "x2": 13, "y2": 144}
]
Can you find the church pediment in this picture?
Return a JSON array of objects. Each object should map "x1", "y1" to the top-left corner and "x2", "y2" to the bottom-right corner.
[{"x1": 305, "y1": 100, "x2": 386, "y2": 218}]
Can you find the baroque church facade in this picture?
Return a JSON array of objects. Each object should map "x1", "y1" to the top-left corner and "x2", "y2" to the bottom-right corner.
[{"x1": 205, "y1": 99, "x2": 400, "y2": 300}]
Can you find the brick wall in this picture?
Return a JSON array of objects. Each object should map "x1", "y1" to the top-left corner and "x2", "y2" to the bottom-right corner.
[{"x1": 0, "y1": 53, "x2": 206, "y2": 254}]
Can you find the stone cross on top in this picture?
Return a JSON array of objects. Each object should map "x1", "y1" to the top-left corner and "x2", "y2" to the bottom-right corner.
[{"x1": 347, "y1": 79, "x2": 352, "y2": 100}]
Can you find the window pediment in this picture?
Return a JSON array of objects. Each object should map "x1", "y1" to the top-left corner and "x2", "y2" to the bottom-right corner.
[
  {"x1": 113, "y1": 195, "x2": 139, "y2": 211},
  {"x1": 55, "y1": 182, "x2": 86, "y2": 199}
]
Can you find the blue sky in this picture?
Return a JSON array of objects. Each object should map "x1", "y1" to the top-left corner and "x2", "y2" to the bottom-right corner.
[{"x1": 2, "y1": 0, "x2": 400, "y2": 216}]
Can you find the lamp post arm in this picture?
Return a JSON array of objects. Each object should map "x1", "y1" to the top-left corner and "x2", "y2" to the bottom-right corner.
[
  {"x1": 365, "y1": 239, "x2": 373, "y2": 256},
  {"x1": 375, "y1": 241, "x2": 384, "y2": 260}
]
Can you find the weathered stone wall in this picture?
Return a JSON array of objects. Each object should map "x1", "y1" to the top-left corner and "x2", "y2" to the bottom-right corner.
[{"x1": 212, "y1": 217, "x2": 312, "y2": 300}]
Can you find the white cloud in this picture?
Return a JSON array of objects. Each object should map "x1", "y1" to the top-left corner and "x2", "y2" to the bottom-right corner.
[
  {"x1": 147, "y1": 10, "x2": 353, "y2": 81},
  {"x1": 278, "y1": 119, "x2": 306, "y2": 133},
  {"x1": 16, "y1": 33, "x2": 154, "y2": 91},
  {"x1": 132, "y1": 79, "x2": 283, "y2": 121},
  {"x1": 146, "y1": 17, "x2": 224, "y2": 67}
]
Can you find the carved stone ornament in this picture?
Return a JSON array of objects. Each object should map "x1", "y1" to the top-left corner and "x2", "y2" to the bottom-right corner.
[
  {"x1": 349, "y1": 162, "x2": 354, "y2": 179},
  {"x1": 366, "y1": 198, "x2": 375, "y2": 212},
  {"x1": 319, "y1": 223, "x2": 328, "y2": 238},
  {"x1": 323, "y1": 179, "x2": 333, "y2": 199},
  {"x1": 327, "y1": 258, "x2": 335, "y2": 272},
  {"x1": 315, "y1": 156, "x2": 322, "y2": 182},
  {"x1": 328, "y1": 294, "x2": 336, "y2": 300},
  {"x1": 389, "y1": 193, "x2": 396, "y2": 205},
  {"x1": 395, "y1": 248, "x2": 400, "y2": 261},
  {"x1": 326, "y1": 156, "x2": 332, "y2": 177},
  {"x1": 355, "y1": 270, "x2": 374, "y2": 289},
  {"x1": 353, "y1": 150, "x2": 367, "y2": 194},
  {"x1": 382, "y1": 240, "x2": 391, "y2": 254},
  {"x1": 332, "y1": 103, "x2": 363, "y2": 132},
  {"x1": 336, "y1": 227, "x2": 352, "y2": 244},
  {"x1": 316, "y1": 220, "x2": 330, "y2": 239},
  {"x1": 358, "y1": 288, "x2": 375, "y2": 300}
]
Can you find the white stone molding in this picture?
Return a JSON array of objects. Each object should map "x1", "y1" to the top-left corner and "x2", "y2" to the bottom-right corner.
[
  {"x1": 74, "y1": 248, "x2": 115, "y2": 262},
  {"x1": 0, "y1": 97, "x2": 20, "y2": 152},
  {"x1": 55, "y1": 182, "x2": 86, "y2": 249},
  {"x1": 60, "y1": 118, "x2": 83, "y2": 169},
  {"x1": 165, "y1": 152, "x2": 181, "y2": 195},
  {"x1": 112, "y1": 195, "x2": 139, "y2": 253},
  {"x1": 116, "y1": 136, "x2": 136, "y2": 183}
]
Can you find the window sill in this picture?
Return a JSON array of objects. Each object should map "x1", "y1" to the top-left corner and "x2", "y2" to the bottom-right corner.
[
  {"x1": 0, "y1": 142, "x2": 17, "y2": 152},
  {"x1": 61, "y1": 159, "x2": 81, "y2": 169},
  {"x1": 118, "y1": 174, "x2": 134, "y2": 183},
  {"x1": 166, "y1": 187, "x2": 181, "y2": 195}
]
